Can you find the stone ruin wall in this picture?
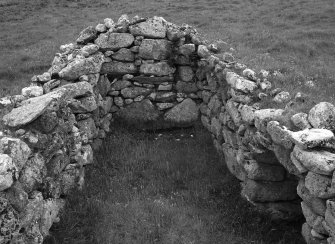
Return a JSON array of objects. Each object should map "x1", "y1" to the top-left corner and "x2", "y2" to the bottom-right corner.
[{"x1": 0, "y1": 15, "x2": 335, "y2": 244}]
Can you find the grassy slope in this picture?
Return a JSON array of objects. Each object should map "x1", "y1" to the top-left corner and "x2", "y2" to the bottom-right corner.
[
  {"x1": 0, "y1": 0, "x2": 335, "y2": 102},
  {"x1": 50, "y1": 123, "x2": 303, "y2": 244}
]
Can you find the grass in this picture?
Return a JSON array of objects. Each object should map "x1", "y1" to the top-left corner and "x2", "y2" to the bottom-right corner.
[
  {"x1": 0, "y1": 0, "x2": 335, "y2": 103},
  {"x1": 49, "y1": 123, "x2": 304, "y2": 244}
]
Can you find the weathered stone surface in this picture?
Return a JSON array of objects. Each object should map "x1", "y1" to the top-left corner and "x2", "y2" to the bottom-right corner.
[
  {"x1": 59, "y1": 166, "x2": 81, "y2": 195},
  {"x1": 178, "y1": 44, "x2": 195, "y2": 56},
  {"x1": 178, "y1": 66, "x2": 194, "y2": 82},
  {"x1": 139, "y1": 39, "x2": 172, "y2": 60},
  {"x1": 239, "y1": 105, "x2": 255, "y2": 124},
  {"x1": 241, "y1": 179, "x2": 298, "y2": 202},
  {"x1": 197, "y1": 45, "x2": 210, "y2": 58},
  {"x1": 301, "y1": 201, "x2": 328, "y2": 235},
  {"x1": 94, "y1": 32, "x2": 134, "y2": 50},
  {"x1": 40, "y1": 199, "x2": 65, "y2": 237},
  {"x1": 273, "y1": 91, "x2": 291, "y2": 104},
  {"x1": 158, "y1": 83, "x2": 172, "y2": 91},
  {"x1": 81, "y1": 44, "x2": 99, "y2": 55},
  {"x1": 290, "y1": 129, "x2": 334, "y2": 149},
  {"x1": 111, "y1": 79, "x2": 131, "y2": 90},
  {"x1": 291, "y1": 112, "x2": 312, "y2": 130},
  {"x1": 76, "y1": 26, "x2": 97, "y2": 44},
  {"x1": 301, "y1": 222, "x2": 327, "y2": 244},
  {"x1": 69, "y1": 96, "x2": 97, "y2": 113},
  {"x1": 19, "y1": 153, "x2": 46, "y2": 193},
  {"x1": 153, "y1": 92, "x2": 176, "y2": 102},
  {"x1": 273, "y1": 144, "x2": 301, "y2": 175},
  {"x1": 208, "y1": 95, "x2": 221, "y2": 116},
  {"x1": 293, "y1": 145, "x2": 335, "y2": 175},
  {"x1": 121, "y1": 87, "x2": 151, "y2": 98},
  {"x1": 226, "y1": 72, "x2": 258, "y2": 93},
  {"x1": 176, "y1": 81, "x2": 197, "y2": 93},
  {"x1": 112, "y1": 48, "x2": 135, "y2": 62},
  {"x1": 2, "y1": 93, "x2": 57, "y2": 127},
  {"x1": 101, "y1": 61, "x2": 138, "y2": 75},
  {"x1": 99, "y1": 96, "x2": 113, "y2": 115},
  {"x1": 156, "y1": 103, "x2": 174, "y2": 110},
  {"x1": 222, "y1": 127, "x2": 238, "y2": 148},
  {"x1": 97, "y1": 75, "x2": 111, "y2": 97},
  {"x1": 164, "y1": 98, "x2": 199, "y2": 126},
  {"x1": 54, "y1": 81, "x2": 93, "y2": 99},
  {"x1": 290, "y1": 152, "x2": 308, "y2": 174},
  {"x1": 0, "y1": 137, "x2": 31, "y2": 171},
  {"x1": 243, "y1": 160, "x2": 286, "y2": 181},
  {"x1": 59, "y1": 52, "x2": 104, "y2": 80},
  {"x1": 309, "y1": 102, "x2": 335, "y2": 130},
  {"x1": 226, "y1": 100, "x2": 242, "y2": 127},
  {"x1": 114, "y1": 96, "x2": 124, "y2": 107},
  {"x1": 267, "y1": 121, "x2": 293, "y2": 149},
  {"x1": 297, "y1": 179, "x2": 327, "y2": 216},
  {"x1": 3, "y1": 182, "x2": 28, "y2": 212},
  {"x1": 129, "y1": 17, "x2": 166, "y2": 38},
  {"x1": 131, "y1": 75, "x2": 174, "y2": 84},
  {"x1": 254, "y1": 108, "x2": 284, "y2": 132},
  {"x1": 77, "y1": 117, "x2": 97, "y2": 141},
  {"x1": 22, "y1": 86, "x2": 43, "y2": 98},
  {"x1": 222, "y1": 143, "x2": 246, "y2": 181},
  {"x1": 305, "y1": 171, "x2": 335, "y2": 199},
  {"x1": 210, "y1": 117, "x2": 222, "y2": 139},
  {"x1": 140, "y1": 62, "x2": 176, "y2": 76},
  {"x1": 0, "y1": 154, "x2": 16, "y2": 191}
]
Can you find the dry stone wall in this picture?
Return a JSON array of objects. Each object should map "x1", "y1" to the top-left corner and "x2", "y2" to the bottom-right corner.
[{"x1": 0, "y1": 14, "x2": 334, "y2": 244}]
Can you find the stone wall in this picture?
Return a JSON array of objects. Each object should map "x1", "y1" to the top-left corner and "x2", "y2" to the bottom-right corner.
[{"x1": 0, "y1": 14, "x2": 334, "y2": 243}]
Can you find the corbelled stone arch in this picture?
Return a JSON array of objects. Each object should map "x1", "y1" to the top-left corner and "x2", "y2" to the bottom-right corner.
[{"x1": 0, "y1": 14, "x2": 335, "y2": 244}]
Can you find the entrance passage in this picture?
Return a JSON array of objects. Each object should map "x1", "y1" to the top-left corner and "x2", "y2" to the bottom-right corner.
[{"x1": 48, "y1": 123, "x2": 303, "y2": 244}]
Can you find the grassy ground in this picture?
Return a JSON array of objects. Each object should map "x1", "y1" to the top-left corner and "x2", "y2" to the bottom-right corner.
[
  {"x1": 0, "y1": 0, "x2": 334, "y2": 103},
  {"x1": 49, "y1": 123, "x2": 303, "y2": 244}
]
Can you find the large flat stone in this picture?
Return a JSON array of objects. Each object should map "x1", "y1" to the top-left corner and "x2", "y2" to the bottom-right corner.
[
  {"x1": 140, "y1": 62, "x2": 176, "y2": 76},
  {"x1": 293, "y1": 145, "x2": 335, "y2": 175},
  {"x1": 94, "y1": 32, "x2": 134, "y2": 51},
  {"x1": 139, "y1": 39, "x2": 172, "y2": 60},
  {"x1": 164, "y1": 98, "x2": 199, "y2": 126},
  {"x1": 58, "y1": 52, "x2": 104, "y2": 80},
  {"x1": 129, "y1": 17, "x2": 166, "y2": 38},
  {"x1": 101, "y1": 61, "x2": 138, "y2": 75},
  {"x1": 120, "y1": 87, "x2": 152, "y2": 98},
  {"x1": 290, "y1": 129, "x2": 334, "y2": 149},
  {"x1": 305, "y1": 171, "x2": 335, "y2": 199},
  {"x1": 130, "y1": 75, "x2": 173, "y2": 84},
  {"x1": 2, "y1": 94, "x2": 56, "y2": 127}
]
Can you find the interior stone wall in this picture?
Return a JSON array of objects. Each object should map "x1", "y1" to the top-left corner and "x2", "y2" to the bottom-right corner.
[{"x1": 0, "y1": 15, "x2": 334, "y2": 244}]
